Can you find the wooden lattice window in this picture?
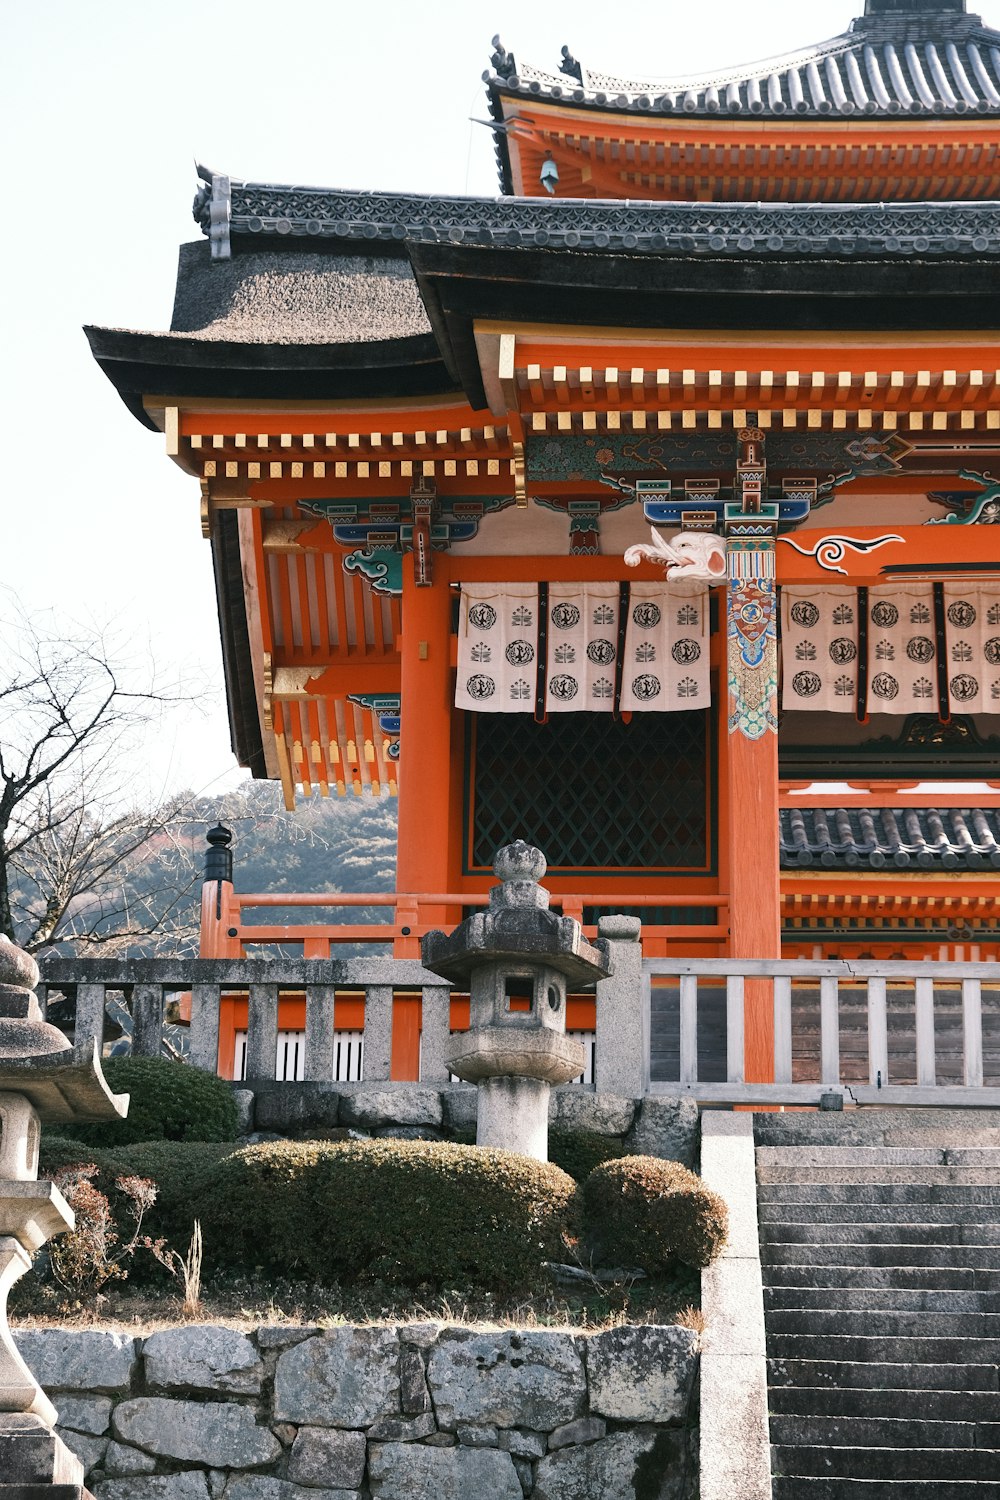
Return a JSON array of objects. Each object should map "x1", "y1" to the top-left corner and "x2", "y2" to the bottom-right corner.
[{"x1": 464, "y1": 710, "x2": 715, "y2": 875}]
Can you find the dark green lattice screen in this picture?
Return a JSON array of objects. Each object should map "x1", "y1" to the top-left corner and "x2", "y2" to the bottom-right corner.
[{"x1": 464, "y1": 710, "x2": 716, "y2": 875}]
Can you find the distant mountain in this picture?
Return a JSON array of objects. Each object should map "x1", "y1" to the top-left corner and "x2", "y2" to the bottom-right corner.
[{"x1": 28, "y1": 782, "x2": 399, "y2": 960}]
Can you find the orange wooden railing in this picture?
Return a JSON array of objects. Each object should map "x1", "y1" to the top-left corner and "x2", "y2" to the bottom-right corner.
[{"x1": 201, "y1": 886, "x2": 729, "y2": 960}]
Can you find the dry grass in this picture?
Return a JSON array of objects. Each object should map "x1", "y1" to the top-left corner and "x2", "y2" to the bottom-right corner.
[
  {"x1": 675, "y1": 1304, "x2": 707, "y2": 1335},
  {"x1": 11, "y1": 1265, "x2": 701, "y2": 1338}
]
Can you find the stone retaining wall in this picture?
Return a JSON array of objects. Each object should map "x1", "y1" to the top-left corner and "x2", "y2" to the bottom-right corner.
[
  {"x1": 16, "y1": 1322, "x2": 699, "y2": 1500},
  {"x1": 241, "y1": 1086, "x2": 699, "y2": 1169}
]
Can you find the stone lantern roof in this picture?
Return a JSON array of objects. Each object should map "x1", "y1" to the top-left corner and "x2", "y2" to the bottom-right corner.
[
  {"x1": 0, "y1": 937, "x2": 127, "y2": 1125},
  {"x1": 421, "y1": 842, "x2": 612, "y2": 989}
]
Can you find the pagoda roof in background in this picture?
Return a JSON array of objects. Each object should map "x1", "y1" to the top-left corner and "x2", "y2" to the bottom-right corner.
[
  {"x1": 488, "y1": 3, "x2": 1000, "y2": 126},
  {"x1": 485, "y1": 2, "x2": 1000, "y2": 197}
]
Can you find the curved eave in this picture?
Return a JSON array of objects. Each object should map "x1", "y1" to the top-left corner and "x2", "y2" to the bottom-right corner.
[
  {"x1": 84, "y1": 325, "x2": 453, "y2": 429},
  {"x1": 213, "y1": 510, "x2": 267, "y2": 780},
  {"x1": 487, "y1": 15, "x2": 1000, "y2": 146},
  {"x1": 408, "y1": 236, "x2": 1000, "y2": 411}
]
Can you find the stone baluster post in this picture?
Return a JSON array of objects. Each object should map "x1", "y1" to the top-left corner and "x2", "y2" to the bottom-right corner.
[
  {"x1": 304, "y1": 985, "x2": 336, "y2": 1082},
  {"x1": 594, "y1": 915, "x2": 646, "y2": 1097},
  {"x1": 362, "y1": 986, "x2": 394, "y2": 1082},
  {"x1": 418, "y1": 985, "x2": 453, "y2": 1084}
]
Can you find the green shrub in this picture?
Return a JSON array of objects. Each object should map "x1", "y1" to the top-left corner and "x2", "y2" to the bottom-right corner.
[
  {"x1": 38, "y1": 1136, "x2": 100, "y2": 1176},
  {"x1": 105, "y1": 1140, "x2": 239, "y2": 1248},
  {"x1": 449, "y1": 1128, "x2": 626, "y2": 1184},
  {"x1": 548, "y1": 1129, "x2": 628, "y2": 1183},
  {"x1": 583, "y1": 1155, "x2": 728, "y2": 1271},
  {"x1": 39, "y1": 1138, "x2": 239, "y2": 1279},
  {"x1": 61, "y1": 1058, "x2": 238, "y2": 1147},
  {"x1": 197, "y1": 1138, "x2": 579, "y2": 1294}
]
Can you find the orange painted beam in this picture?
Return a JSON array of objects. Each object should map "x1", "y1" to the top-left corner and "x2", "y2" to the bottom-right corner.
[
  {"x1": 503, "y1": 97, "x2": 1000, "y2": 202},
  {"x1": 776, "y1": 526, "x2": 1000, "y2": 586},
  {"x1": 449, "y1": 556, "x2": 671, "y2": 582},
  {"x1": 509, "y1": 100, "x2": 1000, "y2": 153},
  {"x1": 781, "y1": 783, "x2": 1000, "y2": 809},
  {"x1": 514, "y1": 337, "x2": 1000, "y2": 377},
  {"x1": 781, "y1": 883, "x2": 1000, "y2": 908},
  {"x1": 179, "y1": 404, "x2": 498, "y2": 439},
  {"x1": 273, "y1": 663, "x2": 401, "y2": 697}
]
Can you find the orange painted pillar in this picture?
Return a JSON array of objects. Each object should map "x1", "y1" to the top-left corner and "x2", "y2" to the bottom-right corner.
[
  {"x1": 394, "y1": 554, "x2": 455, "y2": 1078},
  {"x1": 725, "y1": 527, "x2": 780, "y2": 1083},
  {"x1": 396, "y1": 553, "x2": 455, "y2": 909}
]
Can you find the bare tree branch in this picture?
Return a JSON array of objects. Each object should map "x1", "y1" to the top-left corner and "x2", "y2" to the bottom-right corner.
[{"x1": 0, "y1": 599, "x2": 207, "y2": 955}]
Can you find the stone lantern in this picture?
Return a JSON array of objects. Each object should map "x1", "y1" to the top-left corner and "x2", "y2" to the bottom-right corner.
[
  {"x1": 0, "y1": 936, "x2": 127, "y2": 1500},
  {"x1": 422, "y1": 842, "x2": 612, "y2": 1162}
]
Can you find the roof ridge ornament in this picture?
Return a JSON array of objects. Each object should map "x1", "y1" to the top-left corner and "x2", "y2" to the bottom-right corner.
[
  {"x1": 193, "y1": 163, "x2": 232, "y2": 261},
  {"x1": 560, "y1": 44, "x2": 583, "y2": 83},
  {"x1": 490, "y1": 35, "x2": 516, "y2": 79}
]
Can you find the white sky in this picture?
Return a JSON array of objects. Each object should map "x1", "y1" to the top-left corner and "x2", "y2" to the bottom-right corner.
[{"x1": 0, "y1": 0, "x2": 915, "y2": 796}]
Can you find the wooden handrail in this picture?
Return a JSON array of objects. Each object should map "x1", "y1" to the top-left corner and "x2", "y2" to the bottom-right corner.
[{"x1": 231, "y1": 891, "x2": 728, "y2": 910}]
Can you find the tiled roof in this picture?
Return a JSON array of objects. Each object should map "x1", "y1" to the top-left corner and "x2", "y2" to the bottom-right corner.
[
  {"x1": 490, "y1": 8, "x2": 1000, "y2": 120},
  {"x1": 207, "y1": 182, "x2": 1000, "y2": 261},
  {"x1": 780, "y1": 806, "x2": 1000, "y2": 869}
]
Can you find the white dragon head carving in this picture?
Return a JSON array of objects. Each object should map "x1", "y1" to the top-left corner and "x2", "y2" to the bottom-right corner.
[{"x1": 624, "y1": 526, "x2": 727, "y2": 581}]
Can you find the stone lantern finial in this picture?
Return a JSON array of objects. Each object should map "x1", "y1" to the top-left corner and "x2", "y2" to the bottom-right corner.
[
  {"x1": 493, "y1": 840, "x2": 546, "y2": 884},
  {"x1": 490, "y1": 841, "x2": 549, "y2": 911}
]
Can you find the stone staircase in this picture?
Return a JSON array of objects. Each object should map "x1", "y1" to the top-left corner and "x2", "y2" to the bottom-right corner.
[{"x1": 755, "y1": 1110, "x2": 1000, "y2": 1499}]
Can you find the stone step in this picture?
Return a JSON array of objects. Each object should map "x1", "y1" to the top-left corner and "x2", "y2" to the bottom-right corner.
[
  {"x1": 767, "y1": 1359, "x2": 1000, "y2": 1393},
  {"x1": 757, "y1": 1183, "x2": 1000, "y2": 1203},
  {"x1": 770, "y1": 1444, "x2": 1000, "y2": 1481},
  {"x1": 769, "y1": 1386, "x2": 1000, "y2": 1422},
  {"x1": 770, "y1": 1414, "x2": 982, "y2": 1449},
  {"x1": 755, "y1": 1146, "x2": 1000, "y2": 1168},
  {"x1": 767, "y1": 1333, "x2": 1000, "y2": 1364},
  {"x1": 762, "y1": 1264, "x2": 992, "y2": 1291},
  {"x1": 764, "y1": 1286, "x2": 1000, "y2": 1314},
  {"x1": 771, "y1": 1478, "x2": 1000, "y2": 1499},
  {"x1": 757, "y1": 1166, "x2": 1000, "y2": 1186},
  {"x1": 766, "y1": 1309, "x2": 1000, "y2": 1338},
  {"x1": 754, "y1": 1109, "x2": 1000, "y2": 1148},
  {"x1": 761, "y1": 1238, "x2": 1000, "y2": 1266},
  {"x1": 759, "y1": 1202, "x2": 1000, "y2": 1224}
]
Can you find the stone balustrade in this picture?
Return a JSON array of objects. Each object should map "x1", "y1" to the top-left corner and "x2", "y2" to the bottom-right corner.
[
  {"x1": 39, "y1": 919, "x2": 645, "y2": 1096},
  {"x1": 39, "y1": 959, "x2": 455, "y2": 1084},
  {"x1": 14, "y1": 1321, "x2": 699, "y2": 1500}
]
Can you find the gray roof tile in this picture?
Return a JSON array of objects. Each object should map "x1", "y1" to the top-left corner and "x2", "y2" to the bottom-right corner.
[
  {"x1": 491, "y1": 7, "x2": 1000, "y2": 120},
  {"x1": 207, "y1": 183, "x2": 1000, "y2": 261},
  {"x1": 780, "y1": 806, "x2": 1000, "y2": 869}
]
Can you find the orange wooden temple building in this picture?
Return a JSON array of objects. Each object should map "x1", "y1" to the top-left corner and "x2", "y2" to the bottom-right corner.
[{"x1": 87, "y1": 0, "x2": 1000, "y2": 1084}]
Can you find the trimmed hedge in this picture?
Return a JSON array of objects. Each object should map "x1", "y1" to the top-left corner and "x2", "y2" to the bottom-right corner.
[
  {"x1": 583, "y1": 1155, "x2": 728, "y2": 1271},
  {"x1": 39, "y1": 1137, "x2": 239, "y2": 1264},
  {"x1": 60, "y1": 1058, "x2": 238, "y2": 1147},
  {"x1": 195, "y1": 1138, "x2": 579, "y2": 1294},
  {"x1": 548, "y1": 1128, "x2": 628, "y2": 1184},
  {"x1": 449, "y1": 1128, "x2": 628, "y2": 1184}
]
